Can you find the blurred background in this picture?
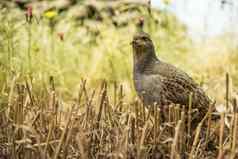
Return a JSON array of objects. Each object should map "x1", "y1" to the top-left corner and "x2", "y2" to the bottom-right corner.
[
  {"x1": 153, "y1": 0, "x2": 238, "y2": 39},
  {"x1": 0, "y1": 0, "x2": 238, "y2": 105}
]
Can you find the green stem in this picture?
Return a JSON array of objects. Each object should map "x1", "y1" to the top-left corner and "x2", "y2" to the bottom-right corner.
[{"x1": 27, "y1": 23, "x2": 32, "y2": 73}]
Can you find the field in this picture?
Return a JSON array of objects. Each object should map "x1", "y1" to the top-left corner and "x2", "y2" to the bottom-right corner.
[{"x1": 0, "y1": 0, "x2": 238, "y2": 158}]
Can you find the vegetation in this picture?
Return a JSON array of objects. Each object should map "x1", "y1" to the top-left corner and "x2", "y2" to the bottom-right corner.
[{"x1": 0, "y1": 0, "x2": 238, "y2": 158}]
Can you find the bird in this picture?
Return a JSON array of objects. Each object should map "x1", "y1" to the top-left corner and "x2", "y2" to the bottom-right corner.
[{"x1": 131, "y1": 31, "x2": 211, "y2": 122}]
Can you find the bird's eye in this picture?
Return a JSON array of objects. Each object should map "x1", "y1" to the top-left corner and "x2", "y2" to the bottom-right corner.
[{"x1": 141, "y1": 36, "x2": 147, "y2": 41}]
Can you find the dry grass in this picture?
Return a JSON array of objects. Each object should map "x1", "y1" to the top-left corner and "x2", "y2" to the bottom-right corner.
[{"x1": 0, "y1": 76, "x2": 238, "y2": 159}]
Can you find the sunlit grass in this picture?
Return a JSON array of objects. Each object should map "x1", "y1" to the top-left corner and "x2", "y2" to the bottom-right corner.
[
  {"x1": 0, "y1": 4, "x2": 192, "y2": 101},
  {"x1": 0, "y1": 1, "x2": 237, "y2": 104}
]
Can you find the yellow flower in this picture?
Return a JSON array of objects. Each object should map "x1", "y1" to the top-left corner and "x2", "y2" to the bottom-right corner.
[{"x1": 44, "y1": 10, "x2": 58, "y2": 19}]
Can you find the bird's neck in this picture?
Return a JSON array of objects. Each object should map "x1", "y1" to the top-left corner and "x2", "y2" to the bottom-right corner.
[{"x1": 133, "y1": 49, "x2": 158, "y2": 74}]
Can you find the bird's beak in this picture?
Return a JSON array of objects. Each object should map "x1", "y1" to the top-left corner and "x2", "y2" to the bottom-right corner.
[{"x1": 130, "y1": 40, "x2": 136, "y2": 45}]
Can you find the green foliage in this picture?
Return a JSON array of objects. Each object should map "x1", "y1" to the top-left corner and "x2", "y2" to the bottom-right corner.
[
  {"x1": 1, "y1": 1, "x2": 238, "y2": 103},
  {"x1": 0, "y1": 3, "x2": 192, "y2": 100}
]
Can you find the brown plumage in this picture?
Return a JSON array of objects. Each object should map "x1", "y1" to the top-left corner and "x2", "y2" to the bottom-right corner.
[{"x1": 131, "y1": 31, "x2": 211, "y2": 122}]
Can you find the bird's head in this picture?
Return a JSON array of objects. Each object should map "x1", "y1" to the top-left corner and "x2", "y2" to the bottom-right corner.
[
  {"x1": 131, "y1": 31, "x2": 155, "y2": 54},
  {"x1": 131, "y1": 31, "x2": 157, "y2": 72}
]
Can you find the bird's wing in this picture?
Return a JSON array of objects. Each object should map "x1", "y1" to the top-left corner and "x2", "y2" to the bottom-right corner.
[
  {"x1": 161, "y1": 74, "x2": 211, "y2": 123},
  {"x1": 152, "y1": 61, "x2": 210, "y2": 108},
  {"x1": 160, "y1": 75, "x2": 197, "y2": 106},
  {"x1": 136, "y1": 73, "x2": 190, "y2": 106}
]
